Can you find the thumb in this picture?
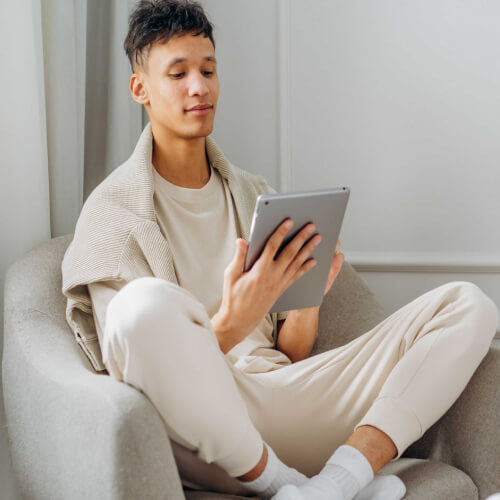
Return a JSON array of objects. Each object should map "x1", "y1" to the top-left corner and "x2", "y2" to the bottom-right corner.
[{"x1": 230, "y1": 238, "x2": 248, "y2": 276}]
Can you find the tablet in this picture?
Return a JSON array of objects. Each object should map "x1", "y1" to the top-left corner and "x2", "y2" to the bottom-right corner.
[{"x1": 244, "y1": 186, "x2": 350, "y2": 313}]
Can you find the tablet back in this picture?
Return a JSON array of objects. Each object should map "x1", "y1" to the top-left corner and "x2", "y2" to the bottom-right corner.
[{"x1": 244, "y1": 187, "x2": 350, "y2": 313}]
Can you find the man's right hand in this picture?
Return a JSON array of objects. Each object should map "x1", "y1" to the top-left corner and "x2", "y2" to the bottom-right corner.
[{"x1": 211, "y1": 218, "x2": 322, "y2": 354}]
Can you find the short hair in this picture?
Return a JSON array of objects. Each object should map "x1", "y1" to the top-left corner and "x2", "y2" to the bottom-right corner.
[{"x1": 124, "y1": 0, "x2": 215, "y2": 73}]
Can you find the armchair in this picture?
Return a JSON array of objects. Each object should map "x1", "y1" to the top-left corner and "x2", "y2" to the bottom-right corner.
[{"x1": 3, "y1": 235, "x2": 499, "y2": 499}]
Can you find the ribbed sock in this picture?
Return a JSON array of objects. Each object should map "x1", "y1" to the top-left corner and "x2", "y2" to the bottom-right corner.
[
  {"x1": 353, "y1": 474, "x2": 406, "y2": 500},
  {"x1": 235, "y1": 442, "x2": 308, "y2": 499},
  {"x1": 273, "y1": 445, "x2": 374, "y2": 500}
]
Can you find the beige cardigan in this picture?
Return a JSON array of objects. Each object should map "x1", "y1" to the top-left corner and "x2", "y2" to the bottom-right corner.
[{"x1": 61, "y1": 122, "x2": 287, "y2": 372}]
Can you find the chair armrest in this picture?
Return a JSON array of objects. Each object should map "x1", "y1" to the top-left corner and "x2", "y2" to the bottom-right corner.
[
  {"x1": 2, "y1": 306, "x2": 185, "y2": 500},
  {"x1": 404, "y1": 340, "x2": 500, "y2": 499}
]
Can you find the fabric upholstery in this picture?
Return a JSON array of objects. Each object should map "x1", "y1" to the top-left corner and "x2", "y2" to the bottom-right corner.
[
  {"x1": 313, "y1": 259, "x2": 389, "y2": 355},
  {"x1": 403, "y1": 343, "x2": 500, "y2": 499},
  {"x1": 3, "y1": 234, "x2": 498, "y2": 499},
  {"x1": 380, "y1": 458, "x2": 478, "y2": 500},
  {"x1": 3, "y1": 235, "x2": 184, "y2": 500}
]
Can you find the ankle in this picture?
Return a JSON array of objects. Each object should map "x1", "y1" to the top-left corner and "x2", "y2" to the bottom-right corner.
[
  {"x1": 237, "y1": 442, "x2": 268, "y2": 482},
  {"x1": 236, "y1": 442, "x2": 308, "y2": 498}
]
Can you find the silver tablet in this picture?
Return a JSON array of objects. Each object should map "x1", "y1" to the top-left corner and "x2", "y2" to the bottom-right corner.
[{"x1": 244, "y1": 186, "x2": 350, "y2": 313}]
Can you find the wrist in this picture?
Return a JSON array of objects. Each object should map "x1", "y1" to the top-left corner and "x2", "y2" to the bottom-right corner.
[{"x1": 211, "y1": 309, "x2": 234, "y2": 354}]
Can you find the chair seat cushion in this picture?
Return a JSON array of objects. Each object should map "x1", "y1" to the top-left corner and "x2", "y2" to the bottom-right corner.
[
  {"x1": 380, "y1": 458, "x2": 478, "y2": 500},
  {"x1": 184, "y1": 458, "x2": 478, "y2": 500}
]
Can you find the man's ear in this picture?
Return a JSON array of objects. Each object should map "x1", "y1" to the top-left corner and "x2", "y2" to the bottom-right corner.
[{"x1": 130, "y1": 74, "x2": 149, "y2": 105}]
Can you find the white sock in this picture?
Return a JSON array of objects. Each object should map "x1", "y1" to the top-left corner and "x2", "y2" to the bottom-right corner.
[
  {"x1": 273, "y1": 445, "x2": 374, "y2": 500},
  {"x1": 353, "y1": 474, "x2": 406, "y2": 500},
  {"x1": 236, "y1": 442, "x2": 308, "y2": 499}
]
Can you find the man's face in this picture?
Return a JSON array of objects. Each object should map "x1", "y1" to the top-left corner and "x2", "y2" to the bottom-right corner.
[{"x1": 137, "y1": 33, "x2": 219, "y2": 140}]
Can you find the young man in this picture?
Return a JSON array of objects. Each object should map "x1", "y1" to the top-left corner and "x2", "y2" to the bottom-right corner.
[{"x1": 61, "y1": 1, "x2": 499, "y2": 499}]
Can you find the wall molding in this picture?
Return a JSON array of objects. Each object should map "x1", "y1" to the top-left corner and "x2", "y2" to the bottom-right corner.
[
  {"x1": 344, "y1": 251, "x2": 500, "y2": 273},
  {"x1": 278, "y1": 0, "x2": 292, "y2": 192}
]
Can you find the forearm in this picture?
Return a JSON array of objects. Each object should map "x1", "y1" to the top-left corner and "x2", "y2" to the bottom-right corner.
[
  {"x1": 211, "y1": 311, "x2": 238, "y2": 354},
  {"x1": 276, "y1": 306, "x2": 320, "y2": 363}
]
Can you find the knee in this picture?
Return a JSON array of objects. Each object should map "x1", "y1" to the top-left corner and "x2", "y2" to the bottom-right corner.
[
  {"x1": 105, "y1": 277, "x2": 208, "y2": 345},
  {"x1": 452, "y1": 281, "x2": 499, "y2": 347}
]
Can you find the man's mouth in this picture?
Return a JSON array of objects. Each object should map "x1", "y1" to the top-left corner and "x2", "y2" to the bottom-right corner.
[
  {"x1": 186, "y1": 104, "x2": 212, "y2": 112},
  {"x1": 185, "y1": 104, "x2": 213, "y2": 116}
]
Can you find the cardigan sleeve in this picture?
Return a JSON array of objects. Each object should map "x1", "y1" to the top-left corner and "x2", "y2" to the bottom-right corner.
[
  {"x1": 88, "y1": 279, "x2": 128, "y2": 362},
  {"x1": 88, "y1": 280, "x2": 128, "y2": 340}
]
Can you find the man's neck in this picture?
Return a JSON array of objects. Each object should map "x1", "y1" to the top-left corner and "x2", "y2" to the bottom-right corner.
[{"x1": 151, "y1": 124, "x2": 210, "y2": 189}]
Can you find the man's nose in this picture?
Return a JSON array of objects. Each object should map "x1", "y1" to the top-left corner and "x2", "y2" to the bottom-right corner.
[{"x1": 187, "y1": 73, "x2": 209, "y2": 96}]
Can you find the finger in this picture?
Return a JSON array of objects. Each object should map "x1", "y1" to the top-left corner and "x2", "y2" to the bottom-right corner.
[
  {"x1": 275, "y1": 222, "x2": 317, "y2": 269},
  {"x1": 286, "y1": 257, "x2": 317, "y2": 289},
  {"x1": 259, "y1": 218, "x2": 294, "y2": 265},
  {"x1": 324, "y1": 253, "x2": 344, "y2": 294},
  {"x1": 328, "y1": 251, "x2": 344, "y2": 278},
  {"x1": 335, "y1": 240, "x2": 341, "y2": 253},
  {"x1": 226, "y1": 238, "x2": 248, "y2": 279},
  {"x1": 333, "y1": 252, "x2": 344, "y2": 272},
  {"x1": 283, "y1": 232, "x2": 322, "y2": 278}
]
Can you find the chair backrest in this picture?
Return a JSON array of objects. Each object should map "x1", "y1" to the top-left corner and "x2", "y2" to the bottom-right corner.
[
  {"x1": 312, "y1": 261, "x2": 389, "y2": 356},
  {"x1": 5, "y1": 233, "x2": 72, "y2": 316},
  {"x1": 3, "y1": 233, "x2": 97, "y2": 373}
]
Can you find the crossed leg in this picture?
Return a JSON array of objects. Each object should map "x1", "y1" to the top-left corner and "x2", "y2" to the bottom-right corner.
[
  {"x1": 102, "y1": 277, "x2": 498, "y2": 495},
  {"x1": 250, "y1": 281, "x2": 498, "y2": 475}
]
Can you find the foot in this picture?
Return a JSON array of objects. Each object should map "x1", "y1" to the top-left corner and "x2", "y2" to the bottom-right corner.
[
  {"x1": 272, "y1": 473, "x2": 406, "y2": 500},
  {"x1": 353, "y1": 474, "x2": 406, "y2": 500},
  {"x1": 272, "y1": 475, "x2": 344, "y2": 499}
]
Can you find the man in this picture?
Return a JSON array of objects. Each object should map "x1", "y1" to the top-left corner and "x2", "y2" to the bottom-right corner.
[{"x1": 61, "y1": 1, "x2": 499, "y2": 499}]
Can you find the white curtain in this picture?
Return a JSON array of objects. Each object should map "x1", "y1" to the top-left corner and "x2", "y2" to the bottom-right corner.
[{"x1": 0, "y1": 1, "x2": 141, "y2": 496}]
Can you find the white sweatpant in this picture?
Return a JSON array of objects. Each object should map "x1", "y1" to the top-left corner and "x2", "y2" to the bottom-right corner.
[{"x1": 102, "y1": 277, "x2": 498, "y2": 487}]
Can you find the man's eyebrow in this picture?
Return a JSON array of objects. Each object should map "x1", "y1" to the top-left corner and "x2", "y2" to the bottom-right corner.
[{"x1": 165, "y1": 56, "x2": 217, "y2": 69}]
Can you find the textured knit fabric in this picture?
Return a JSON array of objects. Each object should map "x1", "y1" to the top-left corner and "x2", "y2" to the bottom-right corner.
[
  {"x1": 61, "y1": 121, "x2": 288, "y2": 372},
  {"x1": 88, "y1": 161, "x2": 292, "y2": 373}
]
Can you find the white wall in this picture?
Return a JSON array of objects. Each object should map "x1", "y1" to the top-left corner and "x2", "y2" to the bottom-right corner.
[
  {"x1": 201, "y1": 0, "x2": 281, "y2": 189},
  {"x1": 202, "y1": 0, "x2": 500, "y2": 330}
]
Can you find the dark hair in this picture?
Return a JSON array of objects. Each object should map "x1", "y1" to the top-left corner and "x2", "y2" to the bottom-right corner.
[{"x1": 124, "y1": 0, "x2": 215, "y2": 73}]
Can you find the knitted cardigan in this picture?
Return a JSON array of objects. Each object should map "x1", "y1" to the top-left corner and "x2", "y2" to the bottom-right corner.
[{"x1": 61, "y1": 122, "x2": 287, "y2": 372}]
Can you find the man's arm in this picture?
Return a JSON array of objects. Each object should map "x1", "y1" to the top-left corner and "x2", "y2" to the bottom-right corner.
[
  {"x1": 276, "y1": 239, "x2": 344, "y2": 363},
  {"x1": 276, "y1": 306, "x2": 320, "y2": 363}
]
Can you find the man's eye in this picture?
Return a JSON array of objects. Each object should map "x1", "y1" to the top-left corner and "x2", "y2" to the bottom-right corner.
[
  {"x1": 203, "y1": 71, "x2": 213, "y2": 76},
  {"x1": 169, "y1": 72, "x2": 184, "y2": 78}
]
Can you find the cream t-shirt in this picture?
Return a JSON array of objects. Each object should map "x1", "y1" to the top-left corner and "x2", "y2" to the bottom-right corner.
[
  {"x1": 88, "y1": 162, "x2": 291, "y2": 374},
  {"x1": 152, "y1": 162, "x2": 291, "y2": 373}
]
